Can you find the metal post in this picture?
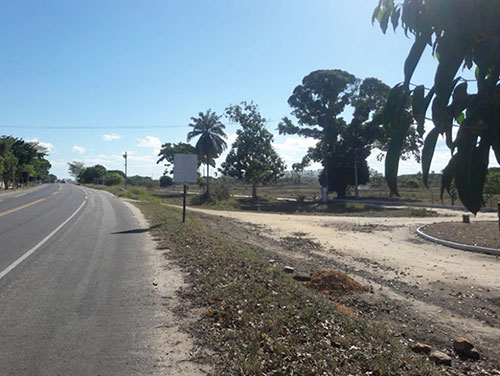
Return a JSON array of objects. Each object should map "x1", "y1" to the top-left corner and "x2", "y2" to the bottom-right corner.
[
  {"x1": 123, "y1": 152, "x2": 128, "y2": 189},
  {"x1": 182, "y1": 184, "x2": 187, "y2": 223}
]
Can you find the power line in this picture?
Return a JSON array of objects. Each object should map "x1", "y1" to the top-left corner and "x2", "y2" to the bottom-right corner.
[{"x1": 0, "y1": 124, "x2": 189, "y2": 129}]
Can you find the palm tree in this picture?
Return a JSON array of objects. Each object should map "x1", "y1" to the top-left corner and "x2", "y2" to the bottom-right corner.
[{"x1": 187, "y1": 110, "x2": 227, "y2": 195}]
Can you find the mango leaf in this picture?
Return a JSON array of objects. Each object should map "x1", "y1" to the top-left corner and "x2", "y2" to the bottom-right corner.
[
  {"x1": 381, "y1": 83, "x2": 404, "y2": 127},
  {"x1": 440, "y1": 154, "x2": 458, "y2": 202},
  {"x1": 391, "y1": 7, "x2": 400, "y2": 31},
  {"x1": 385, "y1": 118, "x2": 412, "y2": 196},
  {"x1": 412, "y1": 85, "x2": 425, "y2": 132},
  {"x1": 450, "y1": 82, "x2": 468, "y2": 117},
  {"x1": 421, "y1": 126, "x2": 440, "y2": 187},
  {"x1": 372, "y1": 3, "x2": 382, "y2": 24},
  {"x1": 434, "y1": 38, "x2": 467, "y2": 104},
  {"x1": 454, "y1": 131, "x2": 488, "y2": 214},
  {"x1": 380, "y1": 9, "x2": 391, "y2": 34},
  {"x1": 403, "y1": 33, "x2": 430, "y2": 87}
]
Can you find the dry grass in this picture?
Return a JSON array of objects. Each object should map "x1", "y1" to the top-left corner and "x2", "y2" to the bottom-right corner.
[{"x1": 136, "y1": 201, "x2": 439, "y2": 375}]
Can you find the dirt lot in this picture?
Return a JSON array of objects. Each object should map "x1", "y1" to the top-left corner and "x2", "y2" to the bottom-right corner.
[
  {"x1": 422, "y1": 221, "x2": 500, "y2": 250},
  {"x1": 184, "y1": 206, "x2": 500, "y2": 372}
]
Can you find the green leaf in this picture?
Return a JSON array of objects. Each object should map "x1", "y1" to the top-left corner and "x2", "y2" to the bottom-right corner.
[
  {"x1": 391, "y1": 7, "x2": 400, "y2": 31},
  {"x1": 421, "y1": 126, "x2": 441, "y2": 187},
  {"x1": 456, "y1": 112, "x2": 465, "y2": 125},
  {"x1": 380, "y1": 9, "x2": 391, "y2": 34},
  {"x1": 404, "y1": 32, "x2": 430, "y2": 87},
  {"x1": 385, "y1": 118, "x2": 412, "y2": 196},
  {"x1": 454, "y1": 130, "x2": 486, "y2": 214},
  {"x1": 372, "y1": 3, "x2": 381, "y2": 24},
  {"x1": 412, "y1": 85, "x2": 425, "y2": 134},
  {"x1": 440, "y1": 154, "x2": 458, "y2": 202}
]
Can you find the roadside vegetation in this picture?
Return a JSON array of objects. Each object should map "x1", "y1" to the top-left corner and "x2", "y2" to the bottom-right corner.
[
  {"x1": 137, "y1": 201, "x2": 438, "y2": 375},
  {"x1": 0, "y1": 136, "x2": 55, "y2": 189},
  {"x1": 85, "y1": 184, "x2": 160, "y2": 202}
]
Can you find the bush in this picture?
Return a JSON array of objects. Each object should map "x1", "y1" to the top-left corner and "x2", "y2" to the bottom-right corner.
[
  {"x1": 105, "y1": 172, "x2": 125, "y2": 186},
  {"x1": 211, "y1": 181, "x2": 231, "y2": 201},
  {"x1": 405, "y1": 178, "x2": 419, "y2": 189},
  {"x1": 159, "y1": 175, "x2": 173, "y2": 188}
]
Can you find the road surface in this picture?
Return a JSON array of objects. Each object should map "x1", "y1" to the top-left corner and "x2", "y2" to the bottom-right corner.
[{"x1": 0, "y1": 183, "x2": 196, "y2": 375}]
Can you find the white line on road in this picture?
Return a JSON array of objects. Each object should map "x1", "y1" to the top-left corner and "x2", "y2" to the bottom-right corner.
[
  {"x1": 14, "y1": 192, "x2": 28, "y2": 198},
  {"x1": 0, "y1": 197, "x2": 88, "y2": 282}
]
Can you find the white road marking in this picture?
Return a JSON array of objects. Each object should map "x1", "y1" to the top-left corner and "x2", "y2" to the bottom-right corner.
[
  {"x1": 0, "y1": 197, "x2": 87, "y2": 281},
  {"x1": 14, "y1": 192, "x2": 28, "y2": 198}
]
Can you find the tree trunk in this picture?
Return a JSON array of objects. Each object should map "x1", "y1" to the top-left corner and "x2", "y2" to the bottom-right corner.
[
  {"x1": 206, "y1": 163, "x2": 209, "y2": 195},
  {"x1": 252, "y1": 182, "x2": 257, "y2": 201}
]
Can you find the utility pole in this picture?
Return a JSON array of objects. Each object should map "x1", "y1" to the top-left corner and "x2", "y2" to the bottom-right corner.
[{"x1": 123, "y1": 152, "x2": 128, "y2": 189}]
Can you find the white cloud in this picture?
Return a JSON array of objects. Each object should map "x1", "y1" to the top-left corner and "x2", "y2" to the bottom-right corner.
[
  {"x1": 273, "y1": 137, "x2": 318, "y2": 153},
  {"x1": 137, "y1": 136, "x2": 162, "y2": 154},
  {"x1": 102, "y1": 133, "x2": 122, "y2": 142},
  {"x1": 72, "y1": 145, "x2": 86, "y2": 154},
  {"x1": 272, "y1": 136, "x2": 318, "y2": 167},
  {"x1": 26, "y1": 138, "x2": 54, "y2": 152}
]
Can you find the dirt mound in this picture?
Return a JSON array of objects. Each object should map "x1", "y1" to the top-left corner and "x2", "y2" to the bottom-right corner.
[{"x1": 306, "y1": 270, "x2": 368, "y2": 296}]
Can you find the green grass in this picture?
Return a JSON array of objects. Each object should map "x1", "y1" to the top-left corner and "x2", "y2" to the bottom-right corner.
[
  {"x1": 85, "y1": 184, "x2": 161, "y2": 202},
  {"x1": 137, "y1": 201, "x2": 439, "y2": 375}
]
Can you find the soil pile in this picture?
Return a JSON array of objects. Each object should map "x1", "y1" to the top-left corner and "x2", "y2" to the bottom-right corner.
[{"x1": 306, "y1": 270, "x2": 368, "y2": 296}]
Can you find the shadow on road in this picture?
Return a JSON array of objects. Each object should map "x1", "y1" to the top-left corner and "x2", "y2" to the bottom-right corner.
[{"x1": 111, "y1": 224, "x2": 160, "y2": 235}]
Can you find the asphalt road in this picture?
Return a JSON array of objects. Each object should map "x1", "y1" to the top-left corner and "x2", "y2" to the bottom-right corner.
[{"x1": 0, "y1": 183, "x2": 166, "y2": 375}]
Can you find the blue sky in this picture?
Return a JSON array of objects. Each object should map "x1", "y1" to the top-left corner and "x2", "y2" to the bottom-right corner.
[{"x1": 0, "y1": 0, "x2": 485, "y2": 179}]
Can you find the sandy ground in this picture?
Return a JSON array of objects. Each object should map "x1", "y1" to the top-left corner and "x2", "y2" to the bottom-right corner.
[
  {"x1": 124, "y1": 200, "x2": 211, "y2": 375},
  {"x1": 183, "y1": 205, "x2": 500, "y2": 363}
]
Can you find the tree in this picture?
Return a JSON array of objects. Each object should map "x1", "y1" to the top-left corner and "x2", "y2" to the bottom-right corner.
[
  {"x1": 279, "y1": 70, "x2": 420, "y2": 198},
  {"x1": 68, "y1": 161, "x2": 85, "y2": 180},
  {"x1": 159, "y1": 175, "x2": 173, "y2": 188},
  {"x1": 187, "y1": 110, "x2": 227, "y2": 195},
  {"x1": 373, "y1": 0, "x2": 500, "y2": 214},
  {"x1": 221, "y1": 102, "x2": 286, "y2": 200},
  {"x1": 156, "y1": 142, "x2": 198, "y2": 175},
  {"x1": 79, "y1": 165, "x2": 107, "y2": 184}
]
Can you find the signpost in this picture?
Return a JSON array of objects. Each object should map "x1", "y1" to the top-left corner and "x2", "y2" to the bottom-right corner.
[{"x1": 173, "y1": 154, "x2": 198, "y2": 223}]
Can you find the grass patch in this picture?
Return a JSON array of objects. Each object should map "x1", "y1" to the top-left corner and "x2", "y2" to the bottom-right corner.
[
  {"x1": 159, "y1": 192, "x2": 438, "y2": 217},
  {"x1": 137, "y1": 201, "x2": 438, "y2": 375},
  {"x1": 85, "y1": 184, "x2": 161, "y2": 202}
]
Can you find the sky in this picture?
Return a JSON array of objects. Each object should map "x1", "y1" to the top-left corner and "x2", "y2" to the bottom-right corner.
[{"x1": 0, "y1": 0, "x2": 491, "y2": 179}]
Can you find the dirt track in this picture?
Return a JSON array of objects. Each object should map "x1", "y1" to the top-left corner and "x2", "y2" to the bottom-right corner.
[{"x1": 184, "y1": 206, "x2": 500, "y2": 366}]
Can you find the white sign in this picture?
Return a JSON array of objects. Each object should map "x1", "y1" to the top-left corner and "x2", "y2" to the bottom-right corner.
[{"x1": 173, "y1": 154, "x2": 198, "y2": 184}]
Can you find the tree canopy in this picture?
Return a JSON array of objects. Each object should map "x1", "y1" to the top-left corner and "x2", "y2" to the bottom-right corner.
[
  {"x1": 279, "y1": 69, "x2": 420, "y2": 197},
  {"x1": 221, "y1": 102, "x2": 285, "y2": 199},
  {"x1": 0, "y1": 136, "x2": 52, "y2": 188},
  {"x1": 374, "y1": 0, "x2": 500, "y2": 214}
]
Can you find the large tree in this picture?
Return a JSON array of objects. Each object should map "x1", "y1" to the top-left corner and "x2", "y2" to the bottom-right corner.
[
  {"x1": 279, "y1": 69, "x2": 420, "y2": 198},
  {"x1": 373, "y1": 0, "x2": 500, "y2": 214},
  {"x1": 68, "y1": 161, "x2": 85, "y2": 180},
  {"x1": 221, "y1": 102, "x2": 285, "y2": 200},
  {"x1": 187, "y1": 110, "x2": 227, "y2": 195}
]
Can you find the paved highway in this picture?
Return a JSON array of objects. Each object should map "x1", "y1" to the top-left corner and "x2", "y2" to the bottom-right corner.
[{"x1": 0, "y1": 183, "x2": 168, "y2": 375}]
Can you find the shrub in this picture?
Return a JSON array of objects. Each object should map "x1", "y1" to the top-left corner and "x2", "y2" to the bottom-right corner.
[
  {"x1": 159, "y1": 175, "x2": 173, "y2": 188},
  {"x1": 405, "y1": 178, "x2": 419, "y2": 189}
]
